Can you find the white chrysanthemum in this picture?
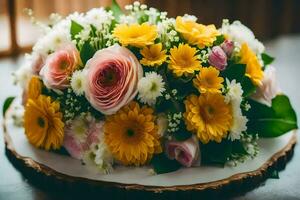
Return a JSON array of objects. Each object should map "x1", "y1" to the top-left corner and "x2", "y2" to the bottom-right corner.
[
  {"x1": 86, "y1": 8, "x2": 114, "y2": 28},
  {"x1": 66, "y1": 12, "x2": 87, "y2": 27},
  {"x1": 137, "y1": 72, "x2": 166, "y2": 106},
  {"x1": 83, "y1": 142, "x2": 114, "y2": 174},
  {"x1": 71, "y1": 70, "x2": 86, "y2": 96},
  {"x1": 225, "y1": 79, "x2": 248, "y2": 141},
  {"x1": 68, "y1": 115, "x2": 91, "y2": 143},
  {"x1": 33, "y1": 29, "x2": 71, "y2": 56},
  {"x1": 13, "y1": 54, "x2": 34, "y2": 88},
  {"x1": 225, "y1": 79, "x2": 243, "y2": 105},
  {"x1": 228, "y1": 108, "x2": 248, "y2": 141},
  {"x1": 220, "y1": 20, "x2": 265, "y2": 54}
]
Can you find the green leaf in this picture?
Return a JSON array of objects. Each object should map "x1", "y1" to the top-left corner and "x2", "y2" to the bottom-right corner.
[
  {"x1": 201, "y1": 140, "x2": 232, "y2": 166},
  {"x1": 232, "y1": 140, "x2": 248, "y2": 155},
  {"x1": 80, "y1": 42, "x2": 96, "y2": 65},
  {"x1": 3, "y1": 96, "x2": 15, "y2": 117},
  {"x1": 151, "y1": 153, "x2": 181, "y2": 174},
  {"x1": 173, "y1": 127, "x2": 192, "y2": 141},
  {"x1": 261, "y1": 53, "x2": 275, "y2": 66},
  {"x1": 213, "y1": 35, "x2": 225, "y2": 46},
  {"x1": 221, "y1": 64, "x2": 246, "y2": 82},
  {"x1": 70, "y1": 20, "x2": 84, "y2": 40},
  {"x1": 241, "y1": 76, "x2": 256, "y2": 97},
  {"x1": 110, "y1": 0, "x2": 123, "y2": 21},
  {"x1": 246, "y1": 95, "x2": 298, "y2": 137}
]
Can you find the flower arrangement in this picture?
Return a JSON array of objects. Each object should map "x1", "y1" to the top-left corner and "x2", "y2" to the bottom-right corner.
[{"x1": 8, "y1": 1, "x2": 298, "y2": 174}]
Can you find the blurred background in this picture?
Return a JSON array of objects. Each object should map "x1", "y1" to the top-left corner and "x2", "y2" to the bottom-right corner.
[{"x1": 1, "y1": 0, "x2": 300, "y2": 58}]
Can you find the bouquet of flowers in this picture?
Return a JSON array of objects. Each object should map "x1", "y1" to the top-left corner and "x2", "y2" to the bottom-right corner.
[{"x1": 9, "y1": 1, "x2": 297, "y2": 174}]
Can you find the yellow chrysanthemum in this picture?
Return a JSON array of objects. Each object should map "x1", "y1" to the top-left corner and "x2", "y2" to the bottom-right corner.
[
  {"x1": 169, "y1": 43, "x2": 202, "y2": 77},
  {"x1": 184, "y1": 93, "x2": 232, "y2": 144},
  {"x1": 193, "y1": 66, "x2": 224, "y2": 93},
  {"x1": 239, "y1": 43, "x2": 264, "y2": 86},
  {"x1": 113, "y1": 23, "x2": 157, "y2": 47},
  {"x1": 27, "y1": 76, "x2": 42, "y2": 100},
  {"x1": 175, "y1": 16, "x2": 220, "y2": 48},
  {"x1": 104, "y1": 102, "x2": 162, "y2": 166},
  {"x1": 24, "y1": 95, "x2": 64, "y2": 150},
  {"x1": 140, "y1": 43, "x2": 167, "y2": 66}
]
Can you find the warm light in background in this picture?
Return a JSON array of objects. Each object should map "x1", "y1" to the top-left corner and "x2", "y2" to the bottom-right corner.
[{"x1": 1, "y1": 0, "x2": 299, "y2": 57}]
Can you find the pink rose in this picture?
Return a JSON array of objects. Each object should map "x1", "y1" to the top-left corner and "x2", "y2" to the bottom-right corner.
[
  {"x1": 40, "y1": 44, "x2": 81, "y2": 90},
  {"x1": 63, "y1": 117, "x2": 104, "y2": 159},
  {"x1": 85, "y1": 44, "x2": 143, "y2": 115},
  {"x1": 221, "y1": 40, "x2": 234, "y2": 57},
  {"x1": 166, "y1": 136, "x2": 200, "y2": 167},
  {"x1": 251, "y1": 65, "x2": 280, "y2": 106},
  {"x1": 209, "y1": 46, "x2": 227, "y2": 71}
]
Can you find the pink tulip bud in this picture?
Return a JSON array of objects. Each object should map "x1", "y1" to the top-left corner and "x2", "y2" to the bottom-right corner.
[
  {"x1": 221, "y1": 40, "x2": 234, "y2": 57},
  {"x1": 208, "y1": 46, "x2": 227, "y2": 71},
  {"x1": 166, "y1": 136, "x2": 200, "y2": 167}
]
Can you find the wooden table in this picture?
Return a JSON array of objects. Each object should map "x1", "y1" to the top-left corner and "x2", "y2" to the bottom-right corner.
[{"x1": 0, "y1": 36, "x2": 299, "y2": 200}]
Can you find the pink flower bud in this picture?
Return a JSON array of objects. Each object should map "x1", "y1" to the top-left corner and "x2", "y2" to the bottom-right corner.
[
  {"x1": 166, "y1": 136, "x2": 200, "y2": 167},
  {"x1": 221, "y1": 40, "x2": 234, "y2": 57},
  {"x1": 209, "y1": 46, "x2": 227, "y2": 71}
]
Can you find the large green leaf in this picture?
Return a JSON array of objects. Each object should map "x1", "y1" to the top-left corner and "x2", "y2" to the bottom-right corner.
[
  {"x1": 151, "y1": 153, "x2": 181, "y2": 174},
  {"x1": 201, "y1": 140, "x2": 232, "y2": 166},
  {"x1": 221, "y1": 63, "x2": 246, "y2": 82},
  {"x1": 70, "y1": 20, "x2": 84, "y2": 40},
  {"x1": 110, "y1": 0, "x2": 123, "y2": 21},
  {"x1": 3, "y1": 96, "x2": 15, "y2": 117},
  {"x1": 80, "y1": 42, "x2": 96, "y2": 65},
  {"x1": 246, "y1": 94, "x2": 298, "y2": 137}
]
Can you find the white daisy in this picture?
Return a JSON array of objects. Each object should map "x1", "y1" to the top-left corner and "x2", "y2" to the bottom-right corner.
[
  {"x1": 71, "y1": 70, "x2": 86, "y2": 96},
  {"x1": 83, "y1": 142, "x2": 114, "y2": 174},
  {"x1": 225, "y1": 78, "x2": 243, "y2": 105},
  {"x1": 228, "y1": 107, "x2": 248, "y2": 141},
  {"x1": 85, "y1": 8, "x2": 114, "y2": 28},
  {"x1": 225, "y1": 78, "x2": 248, "y2": 141},
  {"x1": 137, "y1": 72, "x2": 166, "y2": 106}
]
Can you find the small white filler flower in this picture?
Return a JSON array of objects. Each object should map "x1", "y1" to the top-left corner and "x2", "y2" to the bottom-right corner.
[
  {"x1": 70, "y1": 70, "x2": 86, "y2": 96},
  {"x1": 137, "y1": 72, "x2": 166, "y2": 106}
]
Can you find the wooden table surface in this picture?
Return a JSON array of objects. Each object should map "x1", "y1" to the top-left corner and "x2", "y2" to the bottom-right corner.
[{"x1": 0, "y1": 36, "x2": 300, "y2": 200}]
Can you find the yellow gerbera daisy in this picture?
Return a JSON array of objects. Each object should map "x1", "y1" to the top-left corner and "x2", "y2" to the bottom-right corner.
[
  {"x1": 24, "y1": 95, "x2": 64, "y2": 150},
  {"x1": 113, "y1": 23, "x2": 157, "y2": 48},
  {"x1": 184, "y1": 93, "x2": 232, "y2": 144},
  {"x1": 175, "y1": 16, "x2": 220, "y2": 48},
  {"x1": 193, "y1": 66, "x2": 224, "y2": 93},
  {"x1": 239, "y1": 43, "x2": 264, "y2": 86},
  {"x1": 104, "y1": 101, "x2": 162, "y2": 166},
  {"x1": 27, "y1": 76, "x2": 42, "y2": 100},
  {"x1": 140, "y1": 43, "x2": 167, "y2": 66},
  {"x1": 169, "y1": 43, "x2": 202, "y2": 77}
]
